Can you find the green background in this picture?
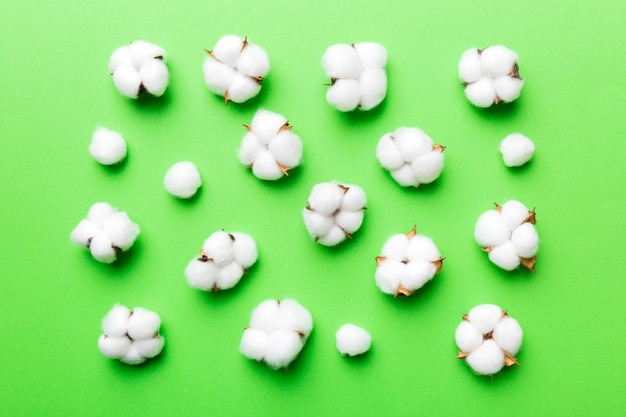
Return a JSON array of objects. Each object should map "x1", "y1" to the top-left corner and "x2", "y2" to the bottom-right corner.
[{"x1": 1, "y1": 1, "x2": 624, "y2": 415}]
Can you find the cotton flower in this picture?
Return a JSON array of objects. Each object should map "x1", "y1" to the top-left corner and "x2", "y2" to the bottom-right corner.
[
  {"x1": 203, "y1": 35, "x2": 270, "y2": 104},
  {"x1": 238, "y1": 109, "x2": 303, "y2": 180},
  {"x1": 302, "y1": 181, "x2": 367, "y2": 246},
  {"x1": 184, "y1": 231, "x2": 258, "y2": 291},
  {"x1": 89, "y1": 127, "x2": 127, "y2": 165},
  {"x1": 375, "y1": 226, "x2": 444, "y2": 297},
  {"x1": 109, "y1": 40, "x2": 169, "y2": 98},
  {"x1": 458, "y1": 45, "x2": 523, "y2": 107},
  {"x1": 500, "y1": 133, "x2": 535, "y2": 167},
  {"x1": 336, "y1": 324, "x2": 371, "y2": 356},
  {"x1": 98, "y1": 304, "x2": 164, "y2": 365},
  {"x1": 70, "y1": 202, "x2": 140, "y2": 263},
  {"x1": 375, "y1": 127, "x2": 445, "y2": 187},
  {"x1": 321, "y1": 42, "x2": 388, "y2": 111},
  {"x1": 164, "y1": 161, "x2": 202, "y2": 198},
  {"x1": 474, "y1": 200, "x2": 538, "y2": 271},
  {"x1": 455, "y1": 304, "x2": 522, "y2": 375},
  {"x1": 240, "y1": 299, "x2": 313, "y2": 369}
]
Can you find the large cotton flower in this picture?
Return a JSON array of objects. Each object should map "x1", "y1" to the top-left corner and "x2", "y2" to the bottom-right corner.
[{"x1": 109, "y1": 40, "x2": 169, "y2": 98}]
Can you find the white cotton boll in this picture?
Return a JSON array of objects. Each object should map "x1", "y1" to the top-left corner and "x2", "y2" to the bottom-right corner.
[
  {"x1": 493, "y1": 76, "x2": 523, "y2": 103},
  {"x1": 394, "y1": 127, "x2": 433, "y2": 162},
  {"x1": 493, "y1": 317, "x2": 523, "y2": 355},
  {"x1": 127, "y1": 307, "x2": 161, "y2": 340},
  {"x1": 237, "y1": 44, "x2": 270, "y2": 78},
  {"x1": 500, "y1": 133, "x2": 535, "y2": 167},
  {"x1": 302, "y1": 209, "x2": 334, "y2": 238},
  {"x1": 334, "y1": 210, "x2": 364, "y2": 234},
  {"x1": 231, "y1": 233, "x2": 258, "y2": 269},
  {"x1": 326, "y1": 79, "x2": 361, "y2": 111},
  {"x1": 500, "y1": 200, "x2": 530, "y2": 231},
  {"x1": 458, "y1": 48, "x2": 482, "y2": 83},
  {"x1": 336, "y1": 324, "x2": 372, "y2": 356},
  {"x1": 202, "y1": 231, "x2": 235, "y2": 266},
  {"x1": 133, "y1": 337, "x2": 165, "y2": 359},
  {"x1": 215, "y1": 261, "x2": 244, "y2": 290},
  {"x1": 466, "y1": 339, "x2": 505, "y2": 375},
  {"x1": 340, "y1": 185, "x2": 366, "y2": 211},
  {"x1": 89, "y1": 127, "x2": 127, "y2": 165},
  {"x1": 464, "y1": 77, "x2": 496, "y2": 107},
  {"x1": 474, "y1": 210, "x2": 510, "y2": 247},
  {"x1": 249, "y1": 300, "x2": 280, "y2": 332},
  {"x1": 212, "y1": 35, "x2": 244, "y2": 67},
  {"x1": 321, "y1": 44, "x2": 362, "y2": 79},
  {"x1": 407, "y1": 235, "x2": 440, "y2": 262},
  {"x1": 103, "y1": 212, "x2": 139, "y2": 251},
  {"x1": 101, "y1": 304, "x2": 130, "y2": 337},
  {"x1": 467, "y1": 304, "x2": 503, "y2": 335},
  {"x1": 374, "y1": 260, "x2": 404, "y2": 294},
  {"x1": 510, "y1": 223, "x2": 539, "y2": 258},
  {"x1": 120, "y1": 346, "x2": 145, "y2": 365},
  {"x1": 139, "y1": 58, "x2": 169, "y2": 96},
  {"x1": 203, "y1": 59, "x2": 236, "y2": 95},
  {"x1": 128, "y1": 40, "x2": 166, "y2": 68},
  {"x1": 87, "y1": 202, "x2": 115, "y2": 226},
  {"x1": 164, "y1": 161, "x2": 202, "y2": 199},
  {"x1": 184, "y1": 258, "x2": 219, "y2": 290},
  {"x1": 376, "y1": 134, "x2": 405, "y2": 170},
  {"x1": 112, "y1": 63, "x2": 141, "y2": 98},
  {"x1": 455, "y1": 321, "x2": 483, "y2": 354},
  {"x1": 238, "y1": 132, "x2": 264, "y2": 166},
  {"x1": 89, "y1": 232, "x2": 117, "y2": 263},
  {"x1": 381, "y1": 234, "x2": 409, "y2": 260},
  {"x1": 354, "y1": 42, "x2": 387, "y2": 69},
  {"x1": 250, "y1": 110, "x2": 288, "y2": 145},
  {"x1": 277, "y1": 299, "x2": 313, "y2": 337},
  {"x1": 227, "y1": 73, "x2": 262, "y2": 103},
  {"x1": 480, "y1": 45, "x2": 518, "y2": 78},
  {"x1": 251, "y1": 150, "x2": 282, "y2": 180},
  {"x1": 411, "y1": 151, "x2": 444, "y2": 184},
  {"x1": 317, "y1": 225, "x2": 347, "y2": 246},
  {"x1": 240, "y1": 327, "x2": 270, "y2": 361},
  {"x1": 109, "y1": 45, "x2": 132, "y2": 73},
  {"x1": 70, "y1": 219, "x2": 100, "y2": 247},
  {"x1": 489, "y1": 241, "x2": 521, "y2": 270},
  {"x1": 264, "y1": 330, "x2": 303, "y2": 369},
  {"x1": 98, "y1": 335, "x2": 132, "y2": 359},
  {"x1": 391, "y1": 165, "x2": 419, "y2": 187},
  {"x1": 358, "y1": 68, "x2": 387, "y2": 110},
  {"x1": 307, "y1": 182, "x2": 343, "y2": 216},
  {"x1": 402, "y1": 260, "x2": 436, "y2": 290},
  {"x1": 268, "y1": 131, "x2": 303, "y2": 168}
]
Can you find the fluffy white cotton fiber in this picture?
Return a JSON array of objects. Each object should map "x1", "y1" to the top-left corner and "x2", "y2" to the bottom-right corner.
[
  {"x1": 455, "y1": 304, "x2": 522, "y2": 375},
  {"x1": 303, "y1": 181, "x2": 366, "y2": 246},
  {"x1": 203, "y1": 35, "x2": 270, "y2": 104},
  {"x1": 322, "y1": 42, "x2": 387, "y2": 111},
  {"x1": 500, "y1": 133, "x2": 535, "y2": 167},
  {"x1": 164, "y1": 161, "x2": 202, "y2": 198},
  {"x1": 238, "y1": 109, "x2": 303, "y2": 180},
  {"x1": 109, "y1": 40, "x2": 169, "y2": 98},
  {"x1": 240, "y1": 299, "x2": 313, "y2": 369},
  {"x1": 336, "y1": 324, "x2": 371, "y2": 356},
  {"x1": 70, "y1": 202, "x2": 139, "y2": 263},
  {"x1": 98, "y1": 304, "x2": 164, "y2": 365},
  {"x1": 89, "y1": 127, "x2": 127, "y2": 165},
  {"x1": 184, "y1": 230, "x2": 258, "y2": 291},
  {"x1": 458, "y1": 45, "x2": 523, "y2": 107}
]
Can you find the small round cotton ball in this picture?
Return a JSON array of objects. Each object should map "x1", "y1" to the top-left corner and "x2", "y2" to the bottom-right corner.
[
  {"x1": 164, "y1": 161, "x2": 202, "y2": 199},
  {"x1": 336, "y1": 324, "x2": 371, "y2": 356},
  {"x1": 89, "y1": 127, "x2": 127, "y2": 165},
  {"x1": 500, "y1": 133, "x2": 535, "y2": 167}
]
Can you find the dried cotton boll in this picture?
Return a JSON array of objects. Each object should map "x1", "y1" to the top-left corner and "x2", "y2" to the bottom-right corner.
[
  {"x1": 459, "y1": 45, "x2": 523, "y2": 107},
  {"x1": 376, "y1": 127, "x2": 445, "y2": 188},
  {"x1": 500, "y1": 133, "x2": 535, "y2": 167},
  {"x1": 89, "y1": 127, "x2": 127, "y2": 165},
  {"x1": 336, "y1": 324, "x2": 372, "y2": 356},
  {"x1": 109, "y1": 40, "x2": 169, "y2": 99},
  {"x1": 240, "y1": 299, "x2": 313, "y2": 369},
  {"x1": 184, "y1": 231, "x2": 258, "y2": 291},
  {"x1": 127, "y1": 307, "x2": 162, "y2": 340},
  {"x1": 164, "y1": 161, "x2": 202, "y2": 199},
  {"x1": 203, "y1": 35, "x2": 270, "y2": 104}
]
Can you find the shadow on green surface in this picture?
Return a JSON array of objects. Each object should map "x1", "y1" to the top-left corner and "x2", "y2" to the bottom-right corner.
[
  {"x1": 132, "y1": 88, "x2": 173, "y2": 113},
  {"x1": 468, "y1": 95, "x2": 523, "y2": 121}
]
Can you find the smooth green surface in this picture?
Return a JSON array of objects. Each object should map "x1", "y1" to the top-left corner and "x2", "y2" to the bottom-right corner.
[{"x1": 1, "y1": 1, "x2": 625, "y2": 416}]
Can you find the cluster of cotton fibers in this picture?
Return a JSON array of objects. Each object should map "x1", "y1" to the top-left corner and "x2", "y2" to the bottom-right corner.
[{"x1": 109, "y1": 40, "x2": 169, "y2": 98}]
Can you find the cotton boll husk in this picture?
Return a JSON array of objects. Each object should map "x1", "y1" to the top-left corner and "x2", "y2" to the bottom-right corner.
[
  {"x1": 308, "y1": 182, "x2": 343, "y2": 216},
  {"x1": 128, "y1": 40, "x2": 166, "y2": 68},
  {"x1": 374, "y1": 260, "x2": 404, "y2": 294},
  {"x1": 251, "y1": 150, "x2": 283, "y2": 180},
  {"x1": 458, "y1": 48, "x2": 482, "y2": 83},
  {"x1": 103, "y1": 212, "x2": 139, "y2": 251},
  {"x1": 238, "y1": 132, "x2": 264, "y2": 166},
  {"x1": 480, "y1": 45, "x2": 518, "y2": 78},
  {"x1": 240, "y1": 327, "x2": 270, "y2": 361},
  {"x1": 164, "y1": 161, "x2": 202, "y2": 199},
  {"x1": 407, "y1": 235, "x2": 440, "y2": 262},
  {"x1": 87, "y1": 202, "x2": 115, "y2": 226},
  {"x1": 102, "y1": 304, "x2": 130, "y2": 337},
  {"x1": 340, "y1": 185, "x2": 366, "y2": 211},
  {"x1": 212, "y1": 35, "x2": 244, "y2": 67},
  {"x1": 464, "y1": 77, "x2": 496, "y2": 107},
  {"x1": 381, "y1": 234, "x2": 409, "y2": 260},
  {"x1": 264, "y1": 330, "x2": 303, "y2": 369},
  {"x1": 120, "y1": 346, "x2": 145, "y2": 365},
  {"x1": 354, "y1": 42, "x2": 387, "y2": 69},
  {"x1": 467, "y1": 304, "x2": 503, "y2": 335},
  {"x1": 133, "y1": 337, "x2": 165, "y2": 359},
  {"x1": 493, "y1": 76, "x2": 523, "y2": 103},
  {"x1": 394, "y1": 127, "x2": 433, "y2": 162},
  {"x1": 202, "y1": 231, "x2": 235, "y2": 266},
  {"x1": 236, "y1": 44, "x2": 270, "y2": 78},
  {"x1": 89, "y1": 127, "x2": 127, "y2": 165},
  {"x1": 302, "y1": 209, "x2": 334, "y2": 238},
  {"x1": 112, "y1": 64, "x2": 141, "y2": 98},
  {"x1": 317, "y1": 224, "x2": 346, "y2": 246},
  {"x1": 215, "y1": 261, "x2": 244, "y2": 290},
  {"x1": 70, "y1": 219, "x2": 100, "y2": 247},
  {"x1": 500, "y1": 133, "x2": 535, "y2": 167},
  {"x1": 493, "y1": 317, "x2": 523, "y2": 355},
  {"x1": 376, "y1": 134, "x2": 405, "y2": 170},
  {"x1": 89, "y1": 232, "x2": 117, "y2": 263},
  {"x1": 466, "y1": 340, "x2": 505, "y2": 375},
  {"x1": 500, "y1": 200, "x2": 530, "y2": 231},
  {"x1": 336, "y1": 324, "x2": 372, "y2": 356},
  {"x1": 321, "y1": 44, "x2": 362, "y2": 79},
  {"x1": 127, "y1": 308, "x2": 161, "y2": 340},
  {"x1": 334, "y1": 210, "x2": 364, "y2": 234},
  {"x1": 227, "y1": 73, "x2": 262, "y2": 103},
  {"x1": 474, "y1": 210, "x2": 510, "y2": 247},
  {"x1": 184, "y1": 258, "x2": 218, "y2": 290},
  {"x1": 326, "y1": 79, "x2": 361, "y2": 112},
  {"x1": 358, "y1": 68, "x2": 387, "y2": 110},
  {"x1": 277, "y1": 299, "x2": 313, "y2": 337},
  {"x1": 139, "y1": 59, "x2": 169, "y2": 97},
  {"x1": 231, "y1": 233, "x2": 258, "y2": 269},
  {"x1": 109, "y1": 45, "x2": 132, "y2": 72},
  {"x1": 510, "y1": 222, "x2": 539, "y2": 258},
  {"x1": 489, "y1": 241, "x2": 521, "y2": 270},
  {"x1": 402, "y1": 260, "x2": 436, "y2": 290},
  {"x1": 390, "y1": 165, "x2": 419, "y2": 187},
  {"x1": 203, "y1": 59, "x2": 236, "y2": 95},
  {"x1": 249, "y1": 300, "x2": 280, "y2": 332},
  {"x1": 455, "y1": 321, "x2": 483, "y2": 354},
  {"x1": 268, "y1": 131, "x2": 303, "y2": 168},
  {"x1": 411, "y1": 151, "x2": 444, "y2": 184},
  {"x1": 98, "y1": 335, "x2": 132, "y2": 359}
]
